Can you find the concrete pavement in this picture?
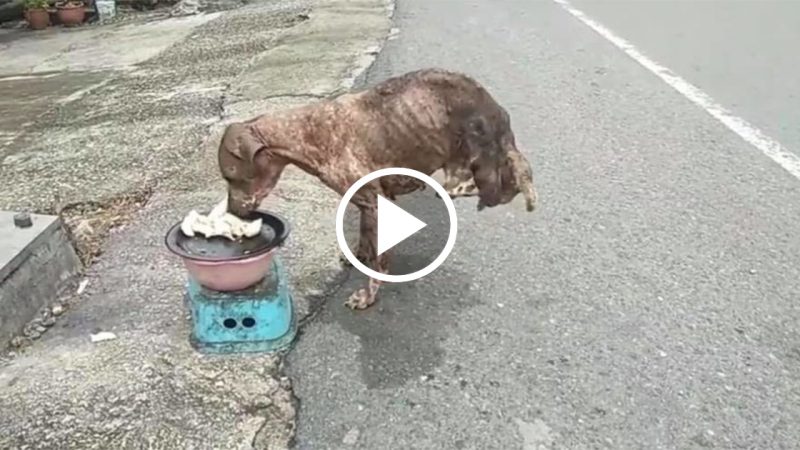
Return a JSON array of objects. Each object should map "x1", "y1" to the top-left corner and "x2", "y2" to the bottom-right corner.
[
  {"x1": 288, "y1": 1, "x2": 800, "y2": 449},
  {"x1": 0, "y1": 0, "x2": 391, "y2": 448}
]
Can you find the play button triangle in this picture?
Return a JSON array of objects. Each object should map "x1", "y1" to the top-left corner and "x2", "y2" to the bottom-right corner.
[{"x1": 376, "y1": 195, "x2": 427, "y2": 256}]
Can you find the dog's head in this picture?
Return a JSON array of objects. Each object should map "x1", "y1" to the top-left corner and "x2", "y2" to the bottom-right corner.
[
  {"x1": 462, "y1": 112, "x2": 537, "y2": 211},
  {"x1": 460, "y1": 115, "x2": 505, "y2": 207},
  {"x1": 218, "y1": 122, "x2": 287, "y2": 217},
  {"x1": 476, "y1": 149, "x2": 537, "y2": 212}
]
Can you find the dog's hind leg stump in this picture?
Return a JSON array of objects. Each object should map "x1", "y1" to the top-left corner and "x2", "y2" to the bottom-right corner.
[{"x1": 184, "y1": 257, "x2": 297, "y2": 354}]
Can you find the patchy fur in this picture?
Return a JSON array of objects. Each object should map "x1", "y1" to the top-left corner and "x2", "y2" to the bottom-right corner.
[{"x1": 218, "y1": 68, "x2": 537, "y2": 309}]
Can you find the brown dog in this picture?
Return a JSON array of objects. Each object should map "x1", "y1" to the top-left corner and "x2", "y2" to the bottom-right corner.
[{"x1": 218, "y1": 68, "x2": 537, "y2": 309}]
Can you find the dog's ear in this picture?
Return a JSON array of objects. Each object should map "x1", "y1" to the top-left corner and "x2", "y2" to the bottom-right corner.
[
  {"x1": 474, "y1": 150, "x2": 538, "y2": 212},
  {"x1": 507, "y1": 151, "x2": 537, "y2": 212},
  {"x1": 221, "y1": 123, "x2": 266, "y2": 162}
]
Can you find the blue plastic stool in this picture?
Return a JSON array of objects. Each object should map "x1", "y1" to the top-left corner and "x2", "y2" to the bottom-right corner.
[{"x1": 184, "y1": 256, "x2": 296, "y2": 354}]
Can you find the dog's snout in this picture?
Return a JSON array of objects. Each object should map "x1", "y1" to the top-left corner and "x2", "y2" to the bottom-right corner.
[
  {"x1": 226, "y1": 192, "x2": 258, "y2": 217},
  {"x1": 239, "y1": 210, "x2": 261, "y2": 220}
]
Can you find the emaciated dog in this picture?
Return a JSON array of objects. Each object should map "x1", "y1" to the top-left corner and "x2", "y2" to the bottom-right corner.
[{"x1": 218, "y1": 68, "x2": 537, "y2": 309}]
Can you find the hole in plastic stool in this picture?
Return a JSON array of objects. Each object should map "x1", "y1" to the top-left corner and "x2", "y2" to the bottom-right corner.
[
  {"x1": 223, "y1": 318, "x2": 237, "y2": 328},
  {"x1": 242, "y1": 317, "x2": 256, "y2": 328}
]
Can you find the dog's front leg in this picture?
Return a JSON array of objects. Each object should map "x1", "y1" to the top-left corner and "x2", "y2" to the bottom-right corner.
[{"x1": 344, "y1": 196, "x2": 387, "y2": 310}]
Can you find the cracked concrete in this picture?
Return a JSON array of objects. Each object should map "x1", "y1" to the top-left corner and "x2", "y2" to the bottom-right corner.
[{"x1": 0, "y1": 0, "x2": 392, "y2": 447}]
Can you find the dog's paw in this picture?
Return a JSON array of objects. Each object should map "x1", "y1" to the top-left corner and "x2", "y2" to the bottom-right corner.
[
  {"x1": 345, "y1": 288, "x2": 376, "y2": 310},
  {"x1": 446, "y1": 180, "x2": 479, "y2": 199}
]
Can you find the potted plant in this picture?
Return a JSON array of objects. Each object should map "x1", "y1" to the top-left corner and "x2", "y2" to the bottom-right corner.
[
  {"x1": 23, "y1": 0, "x2": 50, "y2": 30},
  {"x1": 55, "y1": 0, "x2": 85, "y2": 27}
]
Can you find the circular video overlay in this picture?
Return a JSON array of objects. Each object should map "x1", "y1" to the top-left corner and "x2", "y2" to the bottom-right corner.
[{"x1": 335, "y1": 167, "x2": 458, "y2": 283}]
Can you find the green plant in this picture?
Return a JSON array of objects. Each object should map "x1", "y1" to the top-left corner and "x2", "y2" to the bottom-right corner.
[{"x1": 23, "y1": 0, "x2": 49, "y2": 9}]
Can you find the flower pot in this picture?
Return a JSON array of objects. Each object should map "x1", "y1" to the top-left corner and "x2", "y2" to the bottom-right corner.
[
  {"x1": 25, "y1": 8, "x2": 50, "y2": 30},
  {"x1": 56, "y1": 2, "x2": 85, "y2": 27}
]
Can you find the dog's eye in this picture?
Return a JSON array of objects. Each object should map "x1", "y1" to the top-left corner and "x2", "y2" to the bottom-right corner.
[{"x1": 221, "y1": 167, "x2": 237, "y2": 181}]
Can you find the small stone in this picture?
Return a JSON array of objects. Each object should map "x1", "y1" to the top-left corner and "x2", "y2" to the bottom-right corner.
[
  {"x1": 10, "y1": 336, "x2": 27, "y2": 348},
  {"x1": 13, "y1": 212, "x2": 32, "y2": 228},
  {"x1": 342, "y1": 427, "x2": 359, "y2": 446},
  {"x1": 28, "y1": 330, "x2": 41, "y2": 340},
  {"x1": 748, "y1": 269, "x2": 757, "y2": 275},
  {"x1": 42, "y1": 316, "x2": 56, "y2": 327},
  {"x1": 252, "y1": 399, "x2": 273, "y2": 409},
  {"x1": 306, "y1": 288, "x2": 324, "y2": 297},
  {"x1": 51, "y1": 304, "x2": 65, "y2": 316},
  {"x1": 691, "y1": 430, "x2": 714, "y2": 448}
]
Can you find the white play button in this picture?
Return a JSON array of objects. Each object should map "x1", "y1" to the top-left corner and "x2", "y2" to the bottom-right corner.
[
  {"x1": 336, "y1": 167, "x2": 458, "y2": 283},
  {"x1": 376, "y1": 195, "x2": 427, "y2": 256}
]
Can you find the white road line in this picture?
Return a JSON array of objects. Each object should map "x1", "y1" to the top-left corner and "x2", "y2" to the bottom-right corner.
[{"x1": 553, "y1": 0, "x2": 800, "y2": 181}]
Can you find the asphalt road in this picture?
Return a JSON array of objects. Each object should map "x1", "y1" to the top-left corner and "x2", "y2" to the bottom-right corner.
[{"x1": 287, "y1": 1, "x2": 800, "y2": 449}]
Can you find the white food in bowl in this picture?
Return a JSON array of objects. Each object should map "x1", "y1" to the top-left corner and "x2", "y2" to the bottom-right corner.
[{"x1": 180, "y1": 197, "x2": 262, "y2": 240}]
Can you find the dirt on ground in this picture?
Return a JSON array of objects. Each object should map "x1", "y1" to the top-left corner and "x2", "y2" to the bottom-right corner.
[{"x1": 60, "y1": 186, "x2": 155, "y2": 266}]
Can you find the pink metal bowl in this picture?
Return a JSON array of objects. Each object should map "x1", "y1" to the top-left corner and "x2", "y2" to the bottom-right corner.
[
  {"x1": 164, "y1": 210, "x2": 290, "y2": 292},
  {"x1": 179, "y1": 249, "x2": 277, "y2": 291}
]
